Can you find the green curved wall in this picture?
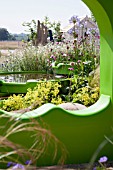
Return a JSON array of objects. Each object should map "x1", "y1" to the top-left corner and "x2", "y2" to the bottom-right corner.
[{"x1": 83, "y1": 0, "x2": 113, "y2": 101}]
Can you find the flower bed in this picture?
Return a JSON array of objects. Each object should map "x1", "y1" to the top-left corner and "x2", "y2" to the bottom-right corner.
[{"x1": 0, "y1": 75, "x2": 100, "y2": 113}]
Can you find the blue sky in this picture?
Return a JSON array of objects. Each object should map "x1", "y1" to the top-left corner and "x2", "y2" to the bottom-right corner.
[{"x1": 0, "y1": 0, "x2": 91, "y2": 33}]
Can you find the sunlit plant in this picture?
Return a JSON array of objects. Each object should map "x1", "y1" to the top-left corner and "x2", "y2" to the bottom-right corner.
[
  {"x1": 72, "y1": 86, "x2": 99, "y2": 106},
  {"x1": 0, "y1": 80, "x2": 62, "y2": 112}
]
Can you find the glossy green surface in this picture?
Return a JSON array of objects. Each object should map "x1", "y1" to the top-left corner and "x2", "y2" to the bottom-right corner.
[
  {"x1": 52, "y1": 63, "x2": 76, "y2": 75},
  {"x1": 0, "y1": 0, "x2": 113, "y2": 167},
  {"x1": 0, "y1": 79, "x2": 70, "y2": 96},
  {"x1": 0, "y1": 80, "x2": 38, "y2": 95},
  {"x1": 0, "y1": 94, "x2": 111, "y2": 167}
]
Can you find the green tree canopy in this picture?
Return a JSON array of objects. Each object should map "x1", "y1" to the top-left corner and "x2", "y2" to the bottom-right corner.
[{"x1": 0, "y1": 28, "x2": 10, "y2": 40}]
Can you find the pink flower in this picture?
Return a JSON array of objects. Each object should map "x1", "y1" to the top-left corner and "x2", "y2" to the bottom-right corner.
[
  {"x1": 68, "y1": 67, "x2": 74, "y2": 71},
  {"x1": 50, "y1": 55, "x2": 56, "y2": 60},
  {"x1": 77, "y1": 60, "x2": 81, "y2": 63},
  {"x1": 47, "y1": 59, "x2": 50, "y2": 62}
]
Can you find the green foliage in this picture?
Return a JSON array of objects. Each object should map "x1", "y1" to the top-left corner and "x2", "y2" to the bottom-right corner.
[
  {"x1": 42, "y1": 16, "x2": 51, "y2": 28},
  {"x1": 71, "y1": 75, "x2": 89, "y2": 91},
  {"x1": 64, "y1": 75, "x2": 100, "y2": 107},
  {"x1": 0, "y1": 75, "x2": 100, "y2": 111},
  {"x1": 22, "y1": 16, "x2": 61, "y2": 44},
  {"x1": 0, "y1": 28, "x2": 10, "y2": 41},
  {"x1": 22, "y1": 20, "x2": 37, "y2": 45},
  {"x1": 0, "y1": 28, "x2": 27, "y2": 41},
  {"x1": 43, "y1": 16, "x2": 61, "y2": 38},
  {"x1": 8, "y1": 33, "x2": 16, "y2": 41},
  {"x1": 72, "y1": 86, "x2": 100, "y2": 106},
  {"x1": 1, "y1": 94, "x2": 24, "y2": 111},
  {"x1": 13, "y1": 33, "x2": 28, "y2": 41},
  {"x1": 1, "y1": 81, "x2": 62, "y2": 112}
]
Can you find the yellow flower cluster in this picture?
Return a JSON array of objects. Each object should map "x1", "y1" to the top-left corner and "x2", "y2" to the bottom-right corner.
[
  {"x1": 72, "y1": 86, "x2": 100, "y2": 106},
  {"x1": 1, "y1": 81, "x2": 63, "y2": 112},
  {"x1": 2, "y1": 94, "x2": 25, "y2": 111}
]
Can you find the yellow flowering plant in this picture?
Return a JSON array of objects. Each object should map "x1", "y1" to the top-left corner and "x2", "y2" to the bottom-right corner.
[
  {"x1": 0, "y1": 76, "x2": 100, "y2": 112},
  {"x1": 72, "y1": 86, "x2": 100, "y2": 106},
  {"x1": 1, "y1": 81, "x2": 63, "y2": 112}
]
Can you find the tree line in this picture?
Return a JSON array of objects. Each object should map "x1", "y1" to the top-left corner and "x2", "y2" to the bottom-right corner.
[{"x1": 0, "y1": 28, "x2": 27, "y2": 41}]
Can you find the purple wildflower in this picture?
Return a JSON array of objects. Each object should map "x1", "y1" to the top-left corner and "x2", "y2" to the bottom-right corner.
[
  {"x1": 93, "y1": 167, "x2": 97, "y2": 170},
  {"x1": 83, "y1": 21, "x2": 87, "y2": 28},
  {"x1": 68, "y1": 29, "x2": 73, "y2": 34},
  {"x1": 12, "y1": 163, "x2": 25, "y2": 170},
  {"x1": 99, "y1": 156, "x2": 108, "y2": 163},
  {"x1": 50, "y1": 55, "x2": 54, "y2": 58},
  {"x1": 50, "y1": 55, "x2": 56, "y2": 60},
  {"x1": 68, "y1": 67, "x2": 74, "y2": 71},
  {"x1": 69, "y1": 15, "x2": 79, "y2": 24},
  {"x1": 7, "y1": 162, "x2": 13, "y2": 167},
  {"x1": 76, "y1": 21, "x2": 81, "y2": 27},
  {"x1": 25, "y1": 160, "x2": 32, "y2": 165}
]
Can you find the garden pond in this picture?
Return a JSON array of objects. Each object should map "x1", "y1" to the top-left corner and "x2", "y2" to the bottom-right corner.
[{"x1": 0, "y1": 72, "x2": 67, "y2": 83}]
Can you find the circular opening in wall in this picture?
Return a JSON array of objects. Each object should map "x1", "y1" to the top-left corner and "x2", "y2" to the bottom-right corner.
[{"x1": 0, "y1": 0, "x2": 100, "y2": 108}]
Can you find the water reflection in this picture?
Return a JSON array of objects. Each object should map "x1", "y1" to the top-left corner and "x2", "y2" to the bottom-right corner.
[
  {"x1": 0, "y1": 73, "x2": 66, "y2": 82},
  {"x1": 0, "y1": 74, "x2": 54, "y2": 82}
]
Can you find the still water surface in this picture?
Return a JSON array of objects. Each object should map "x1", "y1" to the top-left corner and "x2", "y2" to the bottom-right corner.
[{"x1": 0, "y1": 73, "x2": 65, "y2": 83}]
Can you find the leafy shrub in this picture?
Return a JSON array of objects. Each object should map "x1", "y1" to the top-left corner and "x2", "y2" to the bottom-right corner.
[
  {"x1": 71, "y1": 75, "x2": 89, "y2": 91},
  {"x1": 1, "y1": 94, "x2": 24, "y2": 111},
  {"x1": 72, "y1": 86, "x2": 100, "y2": 106}
]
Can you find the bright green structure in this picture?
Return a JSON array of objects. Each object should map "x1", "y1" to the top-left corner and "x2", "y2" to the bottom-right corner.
[
  {"x1": 0, "y1": 80, "x2": 38, "y2": 96},
  {"x1": 52, "y1": 63, "x2": 76, "y2": 75},
  {"x1": 0, "y1": 0, "x2": 113, "y2": 168}
]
